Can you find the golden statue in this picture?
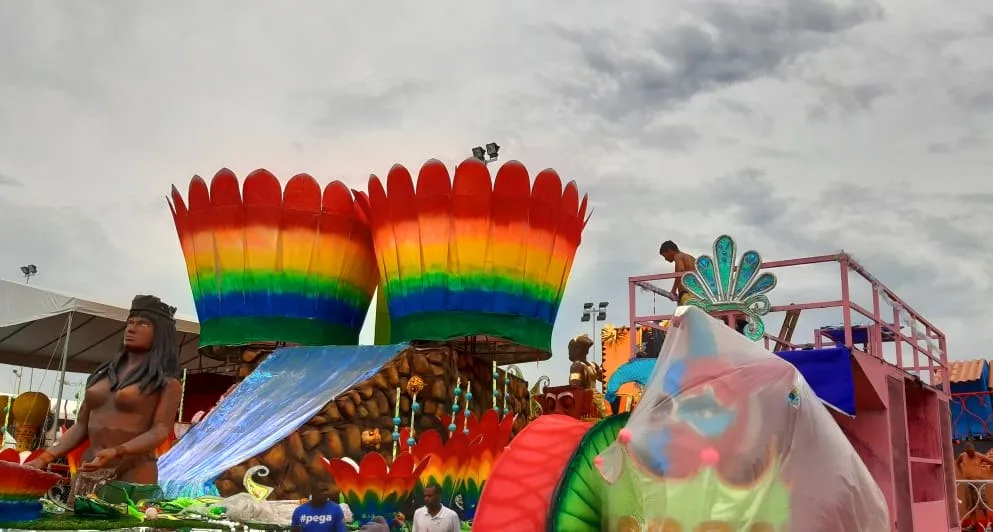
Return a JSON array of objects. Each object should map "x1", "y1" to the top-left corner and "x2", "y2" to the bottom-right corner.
[{"x1": 567, "y1": 335, "x2": 609, "y2": 419}]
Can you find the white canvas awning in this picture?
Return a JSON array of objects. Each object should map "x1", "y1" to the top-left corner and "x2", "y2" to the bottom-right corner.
[{"x1": 0, "y1": 279, "x2": 209, "y2": 374}]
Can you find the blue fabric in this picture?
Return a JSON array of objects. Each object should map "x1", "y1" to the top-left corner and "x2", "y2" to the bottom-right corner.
[
  {"x1": 605, "y1": 358, "x2": 657, "y2": 403},
  {"x1": 292, "y1": 501, "x2": 347, "y2": 532},
  {"x1": 947, "y1": 361, "x2": 991, "y2": 439},
  {"x1": 776, "y1": 347, "x2": 856, "y2": 416},
  {"x1": 158, "y1": 344, "x2": 407, "y2": 498}
]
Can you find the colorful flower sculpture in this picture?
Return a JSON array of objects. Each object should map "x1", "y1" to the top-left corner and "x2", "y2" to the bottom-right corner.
[
  {"x1": 356, "y1": 158, "x2": 590, "y2": 352},
  {"x1": 398, "y1": 427, "x2": 474, "y2": 508},
  {"x1": 439, "y1": 409, "x2": 516, "y2": 519},
  {"x1": 322, "y1": 452, "x2": 429, "y2": 525},
  {"x1": 169, "y1": 168, "x2": 378, "y2": 347},
  {"x1": 0, "y1": 448, "x2": 63, "y2": 522}
]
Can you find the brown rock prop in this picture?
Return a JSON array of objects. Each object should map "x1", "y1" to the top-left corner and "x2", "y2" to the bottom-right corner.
[{"x1": 213, "y1": 344, "x2": 533, "y2": 499}]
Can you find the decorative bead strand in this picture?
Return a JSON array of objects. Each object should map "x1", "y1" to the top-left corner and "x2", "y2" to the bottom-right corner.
[
  {"x1": 408, "y1": 391, "x2": 420, "y2": 446},
  {"x1": 406, "y1": 376, "x2": 426, "y2": 447},
  {"x1": 501, "y1": 371, "x2": 510, "y2": 416},
  {"x1": 449, "y1": 377, "x2": 462, "y2": 436},
  {"x1": 463, "y1": 381, "x2": 473, "y2": 436},
  {"x1": 177, "y1": 368, "x2": 188, "y2": 421},
  {"x1": 391, "y1": 387, "x2": 402, "y2": 460},
  {"x1": 492, "y1": 361, "x2": 499, "y2": 412}
]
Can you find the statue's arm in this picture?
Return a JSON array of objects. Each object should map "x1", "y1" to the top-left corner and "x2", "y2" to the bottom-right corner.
[
  {"x1": 115, "y1": 379, "x2": 182, "y2": 457},
  {"x1": 40, "y1": 401, "x2": 91, "y2": 462},
  {"x1": 569, "y1": 361, "x2": 584, "y2": 386}
]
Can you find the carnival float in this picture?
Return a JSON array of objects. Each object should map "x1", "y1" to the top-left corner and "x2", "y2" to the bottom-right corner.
[{"x1": 0, "y1": 157, "x2": 959, "y2": 531}]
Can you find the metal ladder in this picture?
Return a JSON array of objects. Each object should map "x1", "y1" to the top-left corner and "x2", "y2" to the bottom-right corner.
[{"x1": 773, "y1": 308, "x2": 801, "y2": 352}]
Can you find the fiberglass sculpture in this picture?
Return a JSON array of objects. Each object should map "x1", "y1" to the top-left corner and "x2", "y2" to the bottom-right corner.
[{"x1": 591, "y1": 306, "x2": 889, "y2": 531}]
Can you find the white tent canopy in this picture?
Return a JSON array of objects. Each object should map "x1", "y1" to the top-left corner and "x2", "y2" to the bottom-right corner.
[{"x1": 0, "y1": 279, "x2": 206, "y2": 374}]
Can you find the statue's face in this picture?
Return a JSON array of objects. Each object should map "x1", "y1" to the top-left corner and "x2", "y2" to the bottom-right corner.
[
  {"x1": 361, "y1": 429, "x2": 382, "y2": 449},
  {"x1": 541, "y1": 385, "x2": 593, "y2": 418},
  {"x1": 123, "y1": 315, "x2": 155, "y2": 351},
  {"x1": 568, "y1": 336, "x2": 594, "y2": 361}
]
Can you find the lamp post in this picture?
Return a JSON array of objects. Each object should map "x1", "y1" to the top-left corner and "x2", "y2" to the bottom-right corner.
[
  {"x1": 11, "y1": 369, "x2": 22, "y2": 395},
  {"x1": 581, "y1": 301, "x2": 608, "y2": 364},
  {"x1": 470, "y1": 142, "x2": 500, "y2": 165},
  {"x1": 19, "y1": 264, "x2": 37, "y2": 284}
]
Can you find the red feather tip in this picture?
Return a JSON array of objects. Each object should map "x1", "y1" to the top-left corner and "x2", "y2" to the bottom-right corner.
[
  {"x1": 242, "y1": 169, "x2": 282, "y2": 206},
  {"x1": 283, "y1": 174, "x2": 321, "y2": 211}
]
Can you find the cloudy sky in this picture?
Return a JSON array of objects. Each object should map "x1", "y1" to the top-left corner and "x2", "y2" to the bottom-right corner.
[{"x1": 1, "y1": 0, "x2": 991, "y2": 398}]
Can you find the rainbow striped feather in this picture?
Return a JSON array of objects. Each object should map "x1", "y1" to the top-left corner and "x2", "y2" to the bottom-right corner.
[
  {"x1": 0, "y1": 450, "x2": 62, "y2": 522},
  {"x1": 168, "y1": 169, "x2": 378, "y2": 347},
  {"x1": 360, "y1": 158, "x2": 589, "y2": 352},
  {"x1": 322, "y1": 452, "x2": 428, "y2": 525}
]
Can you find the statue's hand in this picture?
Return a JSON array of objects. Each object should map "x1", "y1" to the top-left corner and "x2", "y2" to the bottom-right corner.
[
  {"x1": 23, "y1": 458, "x2": 46, "y2": 470},
  {"x1": 80, "y1": 448, "x2": 118, "y2": 472},
  {"x1": 23, "y1": 450, "x2": 53, "y2": 470}
]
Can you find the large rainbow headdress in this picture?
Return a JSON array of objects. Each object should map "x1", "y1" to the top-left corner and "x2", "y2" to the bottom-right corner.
[
  {"x1": 357, "y1": 158, "x2": 589, "y2": 352},
  {"x1": 168, "y1": 169, "x2": 378, "y2": 347}
]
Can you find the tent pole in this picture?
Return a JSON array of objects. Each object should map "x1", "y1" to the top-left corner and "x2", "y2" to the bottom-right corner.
[{"x1": 52, "y1": 311, "x2": 73, "y2": 445}]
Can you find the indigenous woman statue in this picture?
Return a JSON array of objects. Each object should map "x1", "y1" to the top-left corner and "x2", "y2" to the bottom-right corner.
[{"x1": 26, "y1": 295, "x2": 182, "y2": 491}]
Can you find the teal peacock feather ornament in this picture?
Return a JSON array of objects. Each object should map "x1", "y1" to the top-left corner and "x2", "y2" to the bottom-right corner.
[{"x1": 680, "y1": 235, "x2": 777, "y2": 341}]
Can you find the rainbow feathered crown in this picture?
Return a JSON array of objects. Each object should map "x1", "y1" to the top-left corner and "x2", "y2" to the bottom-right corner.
[
  {"x1": 168, "y1": 169, "x2": 378, "y2": 347},
  {"x1": 356, "y1": 158, "x2": 589, "y2": 352}
]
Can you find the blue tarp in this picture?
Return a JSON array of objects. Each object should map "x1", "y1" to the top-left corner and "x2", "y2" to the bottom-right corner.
[
  {"x1": 776, "y1": 347, "x2": 856, "y2": 416},
  {"x1": 948, "y1": 362, "x2": 991, "y2": 439},
  {"x1": 158, "y1": 343, "x2": 407, "y2": 498}
]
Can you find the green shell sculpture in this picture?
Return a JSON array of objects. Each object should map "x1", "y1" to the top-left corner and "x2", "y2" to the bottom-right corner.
[
  {"x1": 680, "y1": 235, "x2": 777, "y2": 341},
  {"x1": 546, "y1": 413, "x2": 630, "y2": 531}
]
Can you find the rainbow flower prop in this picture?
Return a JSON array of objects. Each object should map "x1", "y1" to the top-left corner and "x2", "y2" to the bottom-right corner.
[
  {"x1": 0, "y1": 448, "x2": 62, "y2": 522},
  {"x1": 439, "y1": 409, "x2": 516, "y2": 519},
  {"x1": 169, "y1": 169, "x2": 378, "y2": 347},
  {"x1": 357, "y1": 158, "x2": 590, "y2": 352},
  {"x1": 399, "y1": 427, "x2": 474, "y2": 507},
  {"x1": 322, "y1": 452, "x2": 428, "y2": 525}
]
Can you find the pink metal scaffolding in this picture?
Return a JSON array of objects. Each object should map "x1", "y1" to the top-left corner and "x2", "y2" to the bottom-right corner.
[{"x1": 628, "y1": 252, "x2": 958, "y2": 532}]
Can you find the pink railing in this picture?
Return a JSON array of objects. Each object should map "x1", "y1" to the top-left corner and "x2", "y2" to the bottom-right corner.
[{"x1": 628, "y1": 253, "x2": 949, "y2": 394}]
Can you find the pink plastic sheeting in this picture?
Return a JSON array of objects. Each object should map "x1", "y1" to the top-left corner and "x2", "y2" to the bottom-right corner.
[{"x1": 595, "y1": 306, "x2": 889, "y2": 531}]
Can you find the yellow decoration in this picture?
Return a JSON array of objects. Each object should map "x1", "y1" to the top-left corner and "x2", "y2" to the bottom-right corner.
[
  {"x1": 12, "y1": 392, "x2": 50, "y2": 452},
  {"x1": 243, "y1": 465, "x2": 274, "y2": 501},
  {"x1": 406, "y1": 376, "x2": 425, "y2": 396},
  {"x1": 601, "y1": 324, "x2": 628, "y2": 347}
]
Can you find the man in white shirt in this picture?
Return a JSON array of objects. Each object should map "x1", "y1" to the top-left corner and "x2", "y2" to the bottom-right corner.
[{"x1": 411, "y1": 482, "x2": 461, "y2": 532}]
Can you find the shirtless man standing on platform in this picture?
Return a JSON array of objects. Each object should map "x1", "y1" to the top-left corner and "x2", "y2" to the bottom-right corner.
[
  {"x1": 958, "y1": 442, "x2": 993, "y2": 528},
  {"x1": 659, "y1": 240, "x2": 695, "y2": 305}
]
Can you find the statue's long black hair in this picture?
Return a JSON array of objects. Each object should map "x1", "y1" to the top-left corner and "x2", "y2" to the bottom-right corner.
[{"x1": 86, "y1": 297, "x2": 181, "y2": 394}]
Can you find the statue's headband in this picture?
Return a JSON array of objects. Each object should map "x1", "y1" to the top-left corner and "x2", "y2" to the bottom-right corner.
[{"x1": 130, "y1": 295, "x2": 177, "y2": 321}]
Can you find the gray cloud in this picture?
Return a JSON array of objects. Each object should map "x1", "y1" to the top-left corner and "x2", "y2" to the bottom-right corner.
[
  {"x1": 928, "y1": 131, "x2": 985, "y2": 154},
  {"x1": 0, "y1": 170, "x2": 21, "y2": 187},
  {"x1": 806, "y1": 80, "x2": 892, "y2": 121},
  {"x1": 306, "y1": 79, "x2": 434, "y2": 136},
  {"x1": 550, "y1": 0, "x2": 883, "y2": 125}
]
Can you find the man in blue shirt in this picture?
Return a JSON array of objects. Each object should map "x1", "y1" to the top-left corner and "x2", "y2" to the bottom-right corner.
[{"x1": 291, "y1": 479, "x2": 346, "y2": 532}]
